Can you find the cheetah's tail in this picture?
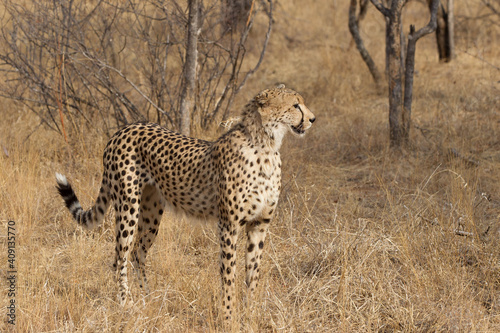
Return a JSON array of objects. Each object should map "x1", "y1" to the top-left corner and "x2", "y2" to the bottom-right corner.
[{"x1": 55, "y1": 173, "x2": 110, "y2": 229}]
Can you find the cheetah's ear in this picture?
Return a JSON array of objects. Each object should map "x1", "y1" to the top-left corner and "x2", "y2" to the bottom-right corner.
[
  {"x1": 254, "y1": 90, "x2": 269, "y2": 106},
  {"x1": 276, "y1": 83, "x2": 285, "y2": 89}
]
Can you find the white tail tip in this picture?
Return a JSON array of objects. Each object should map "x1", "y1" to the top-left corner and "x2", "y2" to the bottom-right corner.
[{"x1": 55, "y1": 172, "x2": 68, "y2": 185}]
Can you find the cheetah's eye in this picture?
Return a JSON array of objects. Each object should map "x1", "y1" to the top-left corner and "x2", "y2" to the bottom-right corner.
[{"x1": 293, "y1": 104, "x2": 300, "y2": 109}]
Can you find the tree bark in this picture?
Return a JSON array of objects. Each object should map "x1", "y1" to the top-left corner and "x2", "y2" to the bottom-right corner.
[
  {"x1": 402, "y1": 24, "x2": 417, "y2": 145},
  {"x1": 402, "y1": 0, "x2": 440, "y2": 143},
  {"x1": 430, "y1": 0, "x2": 453, "y2": 62},
  {"x1": 348, "y1": 0, "x2": 382, "y2": 88},
  {"x1": 386, "y1": 0, "x2": 404, "y2": 148},
  {"x1": 370, "y1": 0, "x2": 405, "y2": 147},
  {"x1": 179, "y1": 0, "x2": 199, "y2": 136},
  {"x1": 447, "y1": 0, "x2": 455, "y2": 60}
]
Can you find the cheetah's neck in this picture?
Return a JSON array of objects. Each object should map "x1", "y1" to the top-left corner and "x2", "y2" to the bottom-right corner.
[{"x1": 234, "y1": 103, "x2": 288, "y2": 152}]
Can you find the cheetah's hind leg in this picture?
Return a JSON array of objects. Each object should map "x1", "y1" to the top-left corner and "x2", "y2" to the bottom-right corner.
[{"x1": 132, "y1": 184, "x2": 164, "y2": 296}]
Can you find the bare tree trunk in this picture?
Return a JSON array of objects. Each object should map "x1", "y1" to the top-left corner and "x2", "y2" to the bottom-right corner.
[
  {"x1": 447, "y1": 0, "x2": 455, "y2": 60},
  {"x1": 371, "y1": 1, "x2": 402, "y2": 146},
  {"x1": 384, "y1": 16, "x2": 390, "y2": 78},
  {"x1": 400, "y1": 18, "x2": 406, "y2": 78},
  {"x1": 179, "y1": 0, "x2": 199, "y2": 136},
  {"x1": 436, "y1": 5, "x2": 449, "y2": 60},
  {"x1": 402, "y1": 0, "x2": 440, "y2": 143},
  {"x1": 429, "y1": 0, "x2": 454, "y2": 62},
  {"x1": 348, "y1": 0, "x2": 382, "y2": 88},
  {"x1": 371, "y1": 0, "x2": 440, "y2": 148},
  {"x1": 386, "y1": 0, "x2": 404, "y2": 148}
]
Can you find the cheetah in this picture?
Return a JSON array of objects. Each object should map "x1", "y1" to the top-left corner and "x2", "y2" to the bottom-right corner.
[{"x1": 55, "y1": 84, "x2": 315, "y2": 322}]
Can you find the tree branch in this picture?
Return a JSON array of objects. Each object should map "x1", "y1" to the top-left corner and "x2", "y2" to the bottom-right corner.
[
  {"x1": 412, "y1": 0, "x2": 439, "y2": 40},
  {"x1": 369, "y1": 0, "x2": 390, "y2": 17},
  {"x1": 81, "y1": 51, "x2": 174, "y2": 125},
  {"x1": 349, "y1": 0, "x2": 382, "y2": 87},
  {"x1": 402, "y1": 0, "x2": 440, "y2": 142},
  {"x1": 235, "y1": 0, "x2": 273, "y2": 95}
]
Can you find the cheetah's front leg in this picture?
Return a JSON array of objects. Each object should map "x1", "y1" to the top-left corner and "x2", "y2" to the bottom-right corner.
[{"x1": 245, "y1": 219, "x2": 270, "y2": 304}]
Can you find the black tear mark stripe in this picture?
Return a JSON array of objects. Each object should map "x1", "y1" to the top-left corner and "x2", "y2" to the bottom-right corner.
[{"x1": 295, "y1": 104, "x2": 304, "y2": 129}]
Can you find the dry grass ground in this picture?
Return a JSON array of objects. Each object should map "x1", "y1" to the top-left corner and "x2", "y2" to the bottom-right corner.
[{"x1": 1, "y1": 1, "x2": 499, "y2": 332}]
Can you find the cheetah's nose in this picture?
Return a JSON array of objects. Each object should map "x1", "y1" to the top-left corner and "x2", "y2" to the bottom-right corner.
[{"x1": 310, "y1": 117, "x2": 316, "y2": 123}]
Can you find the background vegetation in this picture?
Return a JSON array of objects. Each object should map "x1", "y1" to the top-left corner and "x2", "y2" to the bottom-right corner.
[{"x1": 1, "y1": 0, "x2": 499, "y2": 331}]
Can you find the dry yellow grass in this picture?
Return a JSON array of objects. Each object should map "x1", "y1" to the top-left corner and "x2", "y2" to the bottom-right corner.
[{"x1": 1, "y1": 1, "x2": 499, "y2": 332}]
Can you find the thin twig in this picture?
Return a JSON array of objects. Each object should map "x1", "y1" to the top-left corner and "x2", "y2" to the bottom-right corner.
[
  {"x1": 454, "y1": 230, "x2": 473, "y2": 237},
  {"x1": 234, "y1": 0, "x2": 273, "y2": 95},
  {"x1": 56, "y1": 39, "x2": 68, "y2": 144},
  {"x1": 81, "y1": 51, "x2": 174, "y2": 124},
  {"x1": 459, "y1": 47, "x2": 500, "y2": 71}
]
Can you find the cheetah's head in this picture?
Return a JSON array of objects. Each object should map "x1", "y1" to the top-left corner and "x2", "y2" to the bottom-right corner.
[{"x1": 254, "y1": 84, "x2": 316, "y2": 138}]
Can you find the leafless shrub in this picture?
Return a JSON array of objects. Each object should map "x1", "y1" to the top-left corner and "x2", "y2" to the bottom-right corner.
[
  {"x1": 0, "y1": 0, "x2": 273, "y2": 138},
  {"x1": 222, "y1": 0, "x2": 254, "y2": 31},
  {"x1": 481, "y1": 0, "x2": 500, "y2": 23}
]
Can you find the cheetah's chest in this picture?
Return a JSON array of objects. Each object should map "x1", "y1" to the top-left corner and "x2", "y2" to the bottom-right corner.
[{"x1": 235, "y1": 149, "x2": 281, "y2": 220}]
